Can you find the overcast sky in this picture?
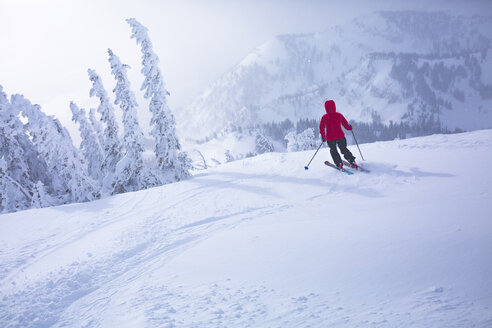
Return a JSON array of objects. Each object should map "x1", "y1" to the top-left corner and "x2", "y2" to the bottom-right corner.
[{"x1": 1, "y1": 0, "x2": 491, "y2": 139}]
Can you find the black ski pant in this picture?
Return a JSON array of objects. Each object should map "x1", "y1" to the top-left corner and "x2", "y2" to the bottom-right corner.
[{"x1": 327, "y1": 137, "x2": 355, "y2": 166}]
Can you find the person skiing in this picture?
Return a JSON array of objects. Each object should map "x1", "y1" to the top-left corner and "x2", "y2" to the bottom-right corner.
[{"x1": 319, "y1": 99, "x2": 357, "y2": 169}]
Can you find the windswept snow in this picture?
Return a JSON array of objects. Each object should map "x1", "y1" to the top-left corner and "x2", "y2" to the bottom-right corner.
[{"x1": 1, "y1": 130, "x2": 492, "y2": 327}]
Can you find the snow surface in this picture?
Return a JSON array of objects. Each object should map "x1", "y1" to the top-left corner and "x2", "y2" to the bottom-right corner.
[{"x1": 1, "y1": 130, "x2": 492, "y2": 327}]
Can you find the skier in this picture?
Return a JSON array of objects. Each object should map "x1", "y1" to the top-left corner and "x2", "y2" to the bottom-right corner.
[{"x1": 319, "y1": 99, "x2": 357, "y2": 169}]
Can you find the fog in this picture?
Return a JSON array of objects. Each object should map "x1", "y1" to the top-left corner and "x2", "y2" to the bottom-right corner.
[{"x1": 1, "y1": 0, "x2": 490, "y2": 140}]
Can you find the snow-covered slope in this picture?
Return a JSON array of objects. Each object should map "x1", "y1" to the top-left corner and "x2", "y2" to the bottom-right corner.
[
  {"x1": 180, "y1": 11, "x2": 492, "y2": 139},
  {"x1": 1, "y1": 130, "x2": 492, "y2": 327}
]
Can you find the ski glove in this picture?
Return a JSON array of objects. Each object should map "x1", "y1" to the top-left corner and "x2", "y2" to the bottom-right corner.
[
  {"x1": 349, "y1": 124, "x2": 353, "y2": 130},
  {"x1": 321, "y1": 136, "x2": 326, "y2": 142}
]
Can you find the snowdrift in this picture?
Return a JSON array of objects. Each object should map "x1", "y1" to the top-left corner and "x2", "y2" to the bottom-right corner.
[{"x1": 1, "y1": 130, "x2": 492, "y2": 327}]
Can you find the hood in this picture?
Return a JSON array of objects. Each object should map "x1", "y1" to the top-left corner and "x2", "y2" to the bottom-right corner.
[{"x1": 325, "y1": 100, "x2": 336, "y2": 113}]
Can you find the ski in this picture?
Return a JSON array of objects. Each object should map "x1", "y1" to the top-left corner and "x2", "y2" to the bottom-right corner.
[
  {"x1": 324, "y1": 161, "x2": 354, "y2": 175},
  {"x1": 343, "y1": 160, "x2": 370, "y2": 173}
]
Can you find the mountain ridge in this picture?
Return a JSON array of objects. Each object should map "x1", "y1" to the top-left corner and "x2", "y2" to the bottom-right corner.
[{"x1": 179, "y1": 11, "x2": 492, "y2": 142}]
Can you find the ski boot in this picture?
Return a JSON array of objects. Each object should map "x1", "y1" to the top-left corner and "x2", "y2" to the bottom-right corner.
[{"x1": 348, "y1": 160, "x2": 358, "y2": 169}]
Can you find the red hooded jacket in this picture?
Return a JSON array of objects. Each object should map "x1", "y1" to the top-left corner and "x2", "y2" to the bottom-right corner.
[{"x1": 319, "y1": 100, "x2": 351, "y2": 141}]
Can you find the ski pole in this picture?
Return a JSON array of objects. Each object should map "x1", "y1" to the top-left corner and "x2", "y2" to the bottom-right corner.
[
  {"x1": 351, "y1": 128, "x2": 365, "y2": 161},
  {"x1": 304, "y1": 141, "x2": 324, "y2": 170}
]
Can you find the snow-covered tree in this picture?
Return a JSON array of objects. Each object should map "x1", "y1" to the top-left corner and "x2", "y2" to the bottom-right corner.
[
  {"x1": 225, "y1": 150, "x2": 235, "y2": 162},
  {"x1": 30, "y1": 181, "x2": 51, "y2": 209},
  {"x1": 14, "y1": 94, "x2": 98, "y2": 203},
  {"x1": 0, "y1": 156, "x2": 13, "y2": 213},
  {"x1": 0, "y1": 86, "x2": 35, "y2": 211},
  {"x1": 0, "y1": 88, "x2": 29, "y2": 185},
  {"x1": 108, "y1": 48, "x2": 157, "y2": 193},
  {"x1": 0, "y1": 156, "x2": 31, "y2": 213},
  {"x1": 189, "y1": 149, "x2": 208, "y2": 170},
  {"x1": 89, "y1": 108, "x2": 105, "y2": 154},
  {"x1": 126, "y1": 18, "x2": 190, "y2": 182},
  {"x1": 0, "y1": 156, "x2": 7, "y2": 212},
  {"x1": 255, "y1": 132, "x2": 275, "y2": 154},
  {"x1": 70, "y1": 102, "x2": 105, "y2": 182},
  {"x1": 285, "y1": 128, "x2": 317, "y2": 152},
  {"x1": 88, "y1": 68, "x2": 122, "y2": 175},
  {"x1": 176, "y1": 151, "x2": 192, "y2": 178}
]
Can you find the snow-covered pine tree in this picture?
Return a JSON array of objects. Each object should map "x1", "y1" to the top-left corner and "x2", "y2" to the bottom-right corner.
[
  {"x1": 0, "y1": 156, "x2": 7, "y2": 211},
  {"x1": 225, "y1": 150, "x2": 234, "y2": 162},
  {"x1": 70, "y1": 102, "x2": 105, "y2": 182},
  {"x1": 0, "y1": 86, "x2": 35, "y2": 211},
  {"x1": 0, "y1": 156, "x2": 11, "y2": 213},
  {"x1": 285, "y1": 128, "x2": 316, "y2": 152},
  {"x1": 89, "y1": 108, "x2": 105, "y2": 155},
  {"x1": 108, "y1": 48, "x2": 157, "y2": 193},
  {"x1": 30, "y1": 181, "x2": 50, "y2": 209},
  {"x1": 297, "y1": 128, "x2": 316, "y2": 151},
  {"x1": 284, "y1": 131, "x2": 297, "y2": 152},
  {"x1": 14, "y1": 94, "x2": 98, "y2": 203},
  {"x1": 88, "y1": 68, "x2": 122, "y2": 175},
  {"x1": 126, "y1": 18, "x2": 190, "y2": 182},
  {"x1": 255, "y1": 132, "x2": 275, "y2": 154},
  {"x1": 0, "y1": 155, "x2": 32, "y2": 213}
]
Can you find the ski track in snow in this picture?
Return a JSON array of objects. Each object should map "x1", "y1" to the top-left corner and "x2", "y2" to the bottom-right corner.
[
  {"x1": 1, "y1": 181, "x2": 293, "y2": 327},
  {"x1": 1, "y1": 131, "x2": 492, "y2": 327}
]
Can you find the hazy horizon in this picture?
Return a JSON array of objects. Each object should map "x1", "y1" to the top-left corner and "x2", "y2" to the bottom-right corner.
[{"x1": 1, "y1": 0, "x2": 491, "y2": 143}]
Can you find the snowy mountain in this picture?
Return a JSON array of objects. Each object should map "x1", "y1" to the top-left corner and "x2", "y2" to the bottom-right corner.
[
  {"x1": 1, "y1": 130, "x2": 492, "y2": 327},
  {"x1": 180, "y1": 11, "x2": 492, "y2": 142}
]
